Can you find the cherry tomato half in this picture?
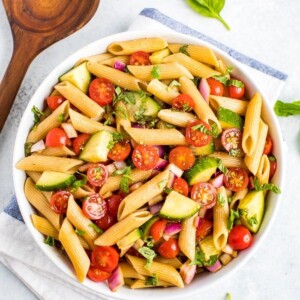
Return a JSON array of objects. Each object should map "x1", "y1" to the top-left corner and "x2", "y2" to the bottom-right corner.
[
  {"x1": 169, "y1": 146, "x2": 195, "y2": 171},
  {"x1": 172, "y1": 177, "x2": 189, "y2": 197},
  {"x1": 150, "y1": 220, "x2": 167, "y2": 242},
  {"x1": 191, "y1": 182, "x2": 217, "y2": 209},
  {"x1": 108, "y1": 142, "x2": 131, "y2": 162},
  {"x1": 87, "y1": 163, "x2": 108, "y2": 187},
  {"x1": 263, "y1": 135, "x2": 273, "y2": 155},
  {"x1": 89, "y1": 78, "x2": 114, "y2": 106},
  {"x1": 224, "y1": 167, "x2": 249, "y2": 192},
  {"x1": 229, "y1": 80, "x2": 245, "y2": 99},
  {"x1": 186, "y1": 120, "x2": 212, "y2": 147},
  {"x1": 46, "y1": 95, "x2": 65, "y2": 110},
  {"x1": 158, "y1": 238, "x2": 180, "y2": 259},
  {"x1": 50, "y1": 191, "x2": 71, "y2": 214},
  {"x1": 91, "y1": 246, "x2": 119, "y2": 273},
  {"x1": 107, "y1": 194, "x2": 123, "y2": 218},
  {"x1": 196, "y1": 218, "x2": 213, "y2": 239},
  {"x1": 172, "y1": 94, "x2": 195, "y2": 111},
  {"x1": 87, "y1": 266, "x2": 111, "y2": 282},
  {"x1": 228, "y1": 225, "x2": 252, "y2": 250},
  {"x1": 129, "y1": 51, "x2": 151, "y2": 66},
  {"x1": 45, "y1": 128, "x2": 70, "y2": 147},
  {"x1": 132, "y1": 145, "x2": 159, "y2": 170},
  {"x1": 95, "y1": 213, "x2": 116, "y2": 231},
  {"x1": 82, "y1": 194, "x2": 107, "y2": 220},
  {"x1": 269, "y1": 155, "x2": 277, "y2": 179},
  {"x1": 72, "y1": 134, "x2": 90, "y2": 155},
  {"x1": 206, "y1": 78, "x2": 224, "y2": 96},
  {"x1": 221, "y1": 128, "x2": 243, "y2": 152}
]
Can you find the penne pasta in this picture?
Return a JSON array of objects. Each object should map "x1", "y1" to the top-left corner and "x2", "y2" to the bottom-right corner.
[
  {"x1": 209, "y1": 152, "x2": 248, "y2": 169},
  {"x1": 74, "y1": 52, "x2": 114, "y2": 67},
  {"x1": 40, "y1": 146, "x2": 76, "y2": 157},
  {"x1": 209, "y1": 95, "x2": 248, "y2": 116},
  {"x1": 158, "y1": 109, "x2": 198, "y2": 127},
  {"x1": 154, "y1": 257, "x2": 183, "y2": 269},
  {"x1": 31, "y1": 214, "x2": 59, "y2": 239},
  {"x1": 130, "y1": 279, "x2": 174, "y2": 289},
  {"x1": 70, "y1": 185, "x2": 94, "y2": 199},
  {"x1": 115, "y1": 101, "x2": 131, "y2": 133},
  {"x1": 101, "y1": 55, "x2": 130, "y2": 67},
  {"x1": 119, "y1": 262, "x2": 145, "y2": 279},
  {"x1": 230, "y1": 188, "x2": 248, "y2": 210},
  {"x1": 256, "y1": 154, "x2": 271, "y2": 185}
]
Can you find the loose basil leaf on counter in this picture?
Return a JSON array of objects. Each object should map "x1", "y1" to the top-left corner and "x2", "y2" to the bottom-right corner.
[{"x1": 274, "y1": 100, "x2": 300, "y2": 116}]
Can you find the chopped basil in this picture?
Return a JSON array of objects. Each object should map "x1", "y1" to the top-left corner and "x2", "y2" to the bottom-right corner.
[
  {"x1": 31, "y1": 106, "x2": 44, "y2": 129},
  {"x1": 213, "y1": 66, "x2": 244, "y2": 88},
  {"x1": 229, "y1": 148, "x2": 244, "y2": 158},
  {"x1": 107, "y1": 132, "x2": 125, "y2": 150},
  {"x1": 191, "y1": 123, "x2": 213, "y2": 135},
  {"x1": 247, "y1": 215, "x2": 258, "y2": 227},
  {"x1": 164, "y1": 187, "x2": 173, "y2": 194},
  {"x1": 190, "y1": 249, "x2": 218, "y2": 267},
  {"x1": 114, "y1": 105, "x2": 127, "y2": 119},
  {"x1": 145, "y1": 274, "x2": 158, "y2": 286},
  {"x1": 57, "y1": 113, "x2": 65, "y2": 122},
  {"x1": 227, "y1": 79, "x2": 244, "y2": 88},
  {"x1": 44, "y1": 236, "x2": 55, "y2": 247},
  {"x1": 179, "y1": 44, "x2": 190, "y2": 56},
  {"x1": 227, "y1": 209, "x2": 241, "y2": 230},
  {"x1": 216, "y1": 159, "x2": 228, "y2": 175},
  {"x1": 75, "y1": 228, "x2": 86, "y2": 236},
  {"x1": 113, "y1": 166, "x2": 132, "y2": 193},
  {"x1": 254, "y1": 178, "x2": 281, "y2": 194},
  {"x1": 169, "y1": 80, "x2": 181, "y2": 88},
  {"x1": 138, "y1": 246, "x2": 157, "y2": 268},
  {"x1": 89, "y1": 223, "x2": 103, "y2": 234},
  {"x1": 151, "y1": 65, "x2": 161, "y2": 79},
  {"x1": 71, "y1": 173, "x2": 87, "y2": 190},
  {"x1": 113, "y1": 90, "x2": 136, "y2": 105},
  {"x1": 24, "y1": 142, "x2": 33, "y2": 157},
  {"x1": 217, "y1": 193, "x2": 226, "y2": 207},
  {"x1": 144, "y1": 236, "x2": 154, "y2": 248}
]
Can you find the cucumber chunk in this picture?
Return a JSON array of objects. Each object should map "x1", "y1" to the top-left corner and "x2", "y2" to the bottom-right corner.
[
  {"x1": 160, "y1": 191, "x2": 200, "y2": 221},
  {"x1": 117, "y1": 228, "x2": 142, "y2": 249},
  {"x1": 217, "y1": 107, "x2": 244, "y2": 129},
  {"x1": 184, "y1": 156, "x2": 218, "y2": 185},
  {"x1": 190, "y1": 140, "x2": 215, "y2": 156},
  {"x1": 59, "y1": 62, "x2": 91, "y2": 93},
  {"x1": 79, "y1": 130, "x2": 113, "y2": 163},
  {"x1": 200, "y1": 235, "x2": 221, "y2": 261},
  {"x1": 36, "y1": 171, "x2": 76, "y2": 191}
]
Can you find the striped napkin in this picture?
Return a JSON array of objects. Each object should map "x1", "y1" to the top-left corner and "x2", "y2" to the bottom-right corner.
[{"x1": 0, "y1": 8, "x2": 287, "y2": 300}]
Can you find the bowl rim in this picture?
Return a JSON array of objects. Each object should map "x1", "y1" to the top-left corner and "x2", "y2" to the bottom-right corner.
[{"x1": 12, "y1": 30, "x2": 285, "y2": 300}]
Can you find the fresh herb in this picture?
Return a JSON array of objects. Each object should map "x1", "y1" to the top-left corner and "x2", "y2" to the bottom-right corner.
[
  {"x1": 186, "y1": 0, "x2": 230, "y2": 30},
  {"x1": 134, "y1": 107, "x2": 146, "y2": 121},
  {"x1": 138, "y1": 246, "x2": 157, "y2": 268},
  {"x1": 192, "y1": 123, "x2": 213, "y2": 135},
  {"x1": 103, "y1": 105, "x2": 114, "y2": 125},
  {"x1": 71, "y1": 173, "x2": 88, "y2": 190},
  {"x1": 169, "y1": 80, "x2": 181, "y2": 88},
  {"x1": 226, "y1": 292, "x2": 232, "y2": 300},
  {"x1": 31, "y1": 106, "x2": 44, "y2": 129},
  {"x1": 164, "y1": 187, "x2": 173, "y2": 194},
  {"x1": 247, "y1": 215, "x2": 258, "y2": 227},
  {"x1": 89, "y1": 223, "x2": 103, "y2": 234},
  {"x1": 44, "y1": 236, "x2": 55, "y2": 247},
  {"x1": 144, "y1": 236, "x2": 154, "y2": 248},
  {"x1": 179, "y1": 44, "x2": 190, "y2": 56},
  {"x1": 211, "y1": 122, "x2": 220, "y2": 138},
  {"x1": 227, "y1": 209, "x2": 241, "y2": 230},
  {"x1": 182, "y1": 102, "x2": 192, "y2": 112},
  {"x1": 24, "y1": 142, "x2": 33, "y2": 157},
  {"x1": 113, "y1": 90, "x2": 136, "y2": 105},
  {"x1": 151, "y1": 65, "x2": 161, "y2": 79},
  {"x1": 114, "y1": 106, "x2": 127, "y2": 119},
  {"x1": 229, "y1": 148, "x2": 244, "y2": 158},
  {"x1": 113, "y1": 166, "x2": 133, "y2": 193},
  {"x1": 227, "y1": 79, "x2": 244, "y2": 88},
  {"x1": 217, "y1": 193, "x2": 226, "y2": 207},
  {"x1": 253, "y1": 178, "x2": 281, "y2": 194},
  {"x1": 57, "y1": 113, "x2": 65, "y2": 122},
  {"x1": 145, "y1": 274, "x2": 158, "y2": 286},
  {"x1": 274, "y1": 100, "x2": 300, "y2": 117},
  {"x1": 217, "y1": 159, "x2": 228, "y2": 175},
  {"x1": 192, "y1": 76, "x2": 201, "y2": 87},
  {"x1": 190, "y1": 249, "x2": 218, "y2": 267},
  {"x1": 213, "y1": 66, "x2": 244, "y2": 88},
  {"x1": 227, "y1": 196, "x2": 232, "y2": 204},
  {"x1": 115, "y1": 86, "x2": 122, "y2": 96},
  {"x1": 75, "y1": 228, "x2": 86, "y2": 236},
  {"x1": 107, "y1": 132, "x2": 125, "y2": 150}
]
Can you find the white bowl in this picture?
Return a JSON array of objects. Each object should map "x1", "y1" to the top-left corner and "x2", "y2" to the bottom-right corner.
[{"x1": 13, "y1": 31, "x2": 285, "y2": 300}]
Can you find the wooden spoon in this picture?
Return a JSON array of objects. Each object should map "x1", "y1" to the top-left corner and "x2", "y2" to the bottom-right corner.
[{"x1": 0, "y1": 0, "x2": 100, "y2": 132}]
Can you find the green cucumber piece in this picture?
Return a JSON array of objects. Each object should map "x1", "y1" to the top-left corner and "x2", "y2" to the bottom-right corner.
[
  {"x1": 160, "y1": 191, "x2": 200, "y2": 221},
  {"x1": 117, "y1": 228, "x2": 142, "y2": 249},
  {"x1": 184, "y1": 156, "x2": 218, "y2": 185},
  {"x1": 59, "y1": 62, "x2": 91, "y2": 93},
  {"x1": 36, "y1": 171, "x2": 76, "y2": 191},
  {"x1": 79, "y1": 130, "x2": 113, "y2": 163},
  {"x1": 200, "y1": 235, "x2": 221, "y2": 261},
  {"x1": 191, "y1": 140, "x2": 215, "y2": 156},
  {"x1": 238, "y1": 191, "x2": 264, "y2": 233},
  {"x1": 140, "y1": 216, "x2": 160, "y2": 239},
  {"x1": 217, "y1": 107, "x2": 244, "y2": 129}
]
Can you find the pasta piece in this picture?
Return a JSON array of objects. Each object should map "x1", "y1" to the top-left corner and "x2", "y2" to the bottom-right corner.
[
  {"x1": 230, "y1": 188, "x2": 248, "y2": 210},
  {"x1": 158, "y1": 109, "x2": 198, "y2": 127},
  {"x1": 163, "y1": 53, "x2": 220, "y2": 78},
  {"x1": 119, "y1": 262, "x2": 145, "y2": 279},
  {"x1": 148, "y1": 194, "x2": 163, "y2": 206},
  {"x1": 70, "y1": 185, "x2": 94, "y2": 199},
  {"x1": 256, "y1": 154, "x2": 271, "y2": 185},
  {"x1": 26, "y1": 171, "x2": 42, "y2": 183},
  {"x1": 74, "y1": 52, "x2": 114, "y2": 67},
  {"x1": 115, "y1": 101, "x2": 131, "y2": 133},
  {"x1": 31, "y1": 214, "x2": 59, "y2": 239},
  {"x1": 154, "y1": 257, "x2": 183, "y2": 269},
  {"x1": 209, "y1": 95, "x2": 248, "y2": 116},
  {"x1": 117, "y1": 229, "x2": 141, "y2": 256},
  {"x1": 101, "y1": 55, "x2": 130, "y2": 67},
  {"x1": 199, "y1": 235, "x2": 221, "y2": 260},
  {"x1": 27, "y1": 101, "x2": 69, "y2": 143},
  {"x1": 126, "y1": 255, "x2": 184, "y2": 288},
  {"x1": 208, "y1": 152, "x2": 248, "y2": 169},
  {"x1": 94, "y1": 211, "x2": 152, "y2": 246},
  {"x1": 16, "y1": 155, "x2": 83, "y2": 173},
  {"x1": 40, "y1": 146, "x2": 76, "y2": 157},
  {"x1": 55, "y1": 81, "x2": 104, "y2": 120},
  {"x1": 58, "y1": 218, "x2": 90, "y2": 282},
  {"x1": 242, "y1": 93, "x2": 263, "y2": 156},
  {"x1": 130, "y1": 279, "x2": 174, "y2": 289},
  {"x1": 77, "y1": 236, "x2": 91, "y2": 250},
  {"x1": 215, "y1": 59, "x2": 228, "y2": 74},
  {"x1": 179, "y1": 77, "x2": 221, "y2": 131},
  {"x1": 107, "y1": 38, "x2": 168, "y2": 55}
]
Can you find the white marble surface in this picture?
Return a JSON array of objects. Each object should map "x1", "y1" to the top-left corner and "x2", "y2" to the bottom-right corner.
[{"x1": 0, "y1": 0, "x2": 300, "y2": 299}]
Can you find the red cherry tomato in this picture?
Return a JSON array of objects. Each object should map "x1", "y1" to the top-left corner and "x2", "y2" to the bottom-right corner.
[
  {"x1": 158, "y1": 238, "x2": 180, "y2": 259},
  {"x1": 171, "y1": 94, "x2": 195, "y2": 111},
  {"x1": 72, "y1": 134, "x2": 90, "y2": 155},
  {"x1": 45, "y1": 128, "x2": 70, "y2": 147},
  {"x1": 95, "y1": 213, "x2": 116, "y2": 231},
  {"x1": 191, "y1": 182, "x2": 217, "y2": 209},
  {"x1": 229, "y1": 80, "x2": 245, "y2": 99},
  {"x1": 50, "y1": 191, "x2": 71, "y2": 214},
  {"x1": 87, "y1": 163, "x2": 108, "y2": 187},
  {"x1": 89, "y1": 78, "x2": 114, "y2": 106},
  {"x1": 228, "y1": 225, "x2": 252, "y2": 250},
  {"x1": 186, "y1": 120, "x2": 212, "y2": 147},
  {"x1": 172, "y1": 177, "x2": 189, "y2": 197},
  {"x1": 107, "y1": 194, "x2": 122, "y2": 218},
  {"x1": 224, "y1": 167, "x2": 249, "y2": 192},
  {"x1": 196, "y1": 218, "x2": 213, "y2": 239},
  {"x1": 129, "y1": 51, "x2": 151, "y2": 66},
  {"x1": 150, "y1": 220, "x2": 167, "y2": 242},
  {"x1": 108, "y1": 142, "x2": 131, "y2": 162},
  {"x1": 46, "y1": 95, "x2": 66, "y2": 110},
  {"x1": 269, "y1": 155, "x2": 277, "y2": 179},
  {"x1": 132, "y1": 145, "x2": 159, "y2": 170},
  {"x1": 91, "y1": 246, "x2": 119, "y2": 273},
  {"x1": 263, "y1": 135, "x2": 273, "y2": 155},
  {"x1": 82, "y1": 194, "x2": 107, "y2": 220},
  {"x1": 206, "y1": 78, "x2": 224, "y2": 96},
  {"x1": 221, "y1": 128, "x2": 243, "y2": 152},
  {"x1": 87, "y1": 266, "x2": 111, "y2": 282},
  {"x1": 169, "y1": 146, "x2": 195, "y2": 171}
]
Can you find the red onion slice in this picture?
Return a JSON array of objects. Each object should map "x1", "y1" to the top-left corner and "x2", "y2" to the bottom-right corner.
[
  {"x1": 180, "y1": 261, "x2": 196, "y2": 285},
  {"x1": 149, "y1": 202, "x2": 163, "y2": 215},
  {"x1": 198, "y1": 78, "x2": 210, "y2": 103},
  {"x1": 164, "y1": 222, "x2": 182, "y2": 235},
  {"x1": 206, "y1": 259, "x2": 222, "y2": 272},
  {"x1": 31, "y1": 140, "x2": 46, "y2": 153},
  {"x1": 61, "y1": 123, "x2": 78, "y2": 138},
  {"x1": 209, "y1": 174, "x2": 224, "y2": 188},
  {"x1": 113, "y1": 60, "x2": 126, "y2": 72},
  {"x1": 108, "y1": 266, "x2": 124, "y2": 292}
]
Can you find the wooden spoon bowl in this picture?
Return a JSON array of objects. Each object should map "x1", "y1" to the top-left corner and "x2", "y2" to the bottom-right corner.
[{"x1": 0, "y1": 0, "x2": 100, "y2": 132}]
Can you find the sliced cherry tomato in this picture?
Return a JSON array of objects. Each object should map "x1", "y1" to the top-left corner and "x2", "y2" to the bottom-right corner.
[
  {"x1": 89, "y1": 78, "x2": 114, "y2": 106},
  {"x1": 46, "y1": 95, "x2": 66, "y2": 110},
  {"x1": 91, "y1": 246, "x2": 119, "y2": 273},
  {"x1": 191, "y1": 182, "x2": 217, "y2": 209},
  {"x1": 158, "y1": 238, "x2": 180, "y2": 259},
  {"x1": 224, "y1": 167, "x2": 249, "y2": 192},
  {"x1": 82, "y1": 194, "x2": 107, "y2": 220},
  {"x1": 87, "y1": 266, "x2": 111, "y2": 282},
  {"x1": 87, "y1": 163, "x2": 108, "y2": 187},
  {"x1": 269, "y1": 155, "x2": 277, "y2": 179},
  {"x1": 263, "y1": 135, "x2": 273, "y2": 155},
  {"x1": 206, "y1": 78, "x2": 224, "y2": 96},
  {"x1": 95, "y1": 213, "x2": 116, "y2": 230},
  {"x1": 72, "y1": 134, "x2": 90, "y2": 155},
  {"x1": 108, "y1": 142, "x2": 131, "y2": 162},
  {"x1": 107, "y1": 194, "x2": 122, "y2": 218},
  {"x1": 45, "y1": 128, "x2": 70, "y2": 147},
  {"x1": 172, "y1": 177, "x2": 189, "y2": 197},
  {"x1": 185, "y1": 120, "x2": 212, "y2": 147},
  {"x1": 50, "y1": 191, "x2": 71, "y2": 214},
  {"x1": 171, "y1": 94, "x2": 195, "y2": 111},
  {"x1": 150, "y1": 220, "x2": 167, "y2": 242},
  {"x1": 129, "y1": 51, "x2": 151, "y2": 66},
  {"x1": 196, "y1": 218, "x2": 213, "y2": 239},
  {"x1": 169, "y1": 146, "x2": 195, "y2": 171},
  {"x1": 229, "y1": 80, "x2": 245, "y2": 99},
  {"x1": 221, "y1": 128, "x2": 243, "y2": 152},
  {"x1": 228, "y1": 225, "x2": 252, "y2": 250},
  {"x1": 132, "y1": 145, "x2": 159, "y2": 170}
]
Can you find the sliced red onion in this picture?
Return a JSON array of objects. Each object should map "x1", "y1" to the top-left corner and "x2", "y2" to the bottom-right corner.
[
  {"x1": 166, "y1": 163, "x2": 183, "y2": 178},
  {"x1": 164, "y1": 222, "x2": 182, "y2": 235},
  {"x1": 61, "y1": 123, "x2": 78, "y2": 138},
  {"x1": 154, "y1": 158, "x2": 168, "y2": 170},
  {"x1": 108, "y1": 266, "x2": 124, "y2": 292},
  {"x1": 209, "y1": 174, "x2": 224, "y2": 188},
  {"x1": 166, "y1": 170, "x2": 176, "y2": 188},
  {"x1": 106, "y1": 163, "x2": 117, "y2": 175},
  {"x1": 113, "y1": 161, "x2": 127, "y2": 170},
  {"x1": 206, "y1": 259, "x2": 222, "y2": 272},
  {"x1": 131, "y1": 122, "x2": 146, "y2": 128},
  {"x1": 180, "y1": 261, "x2": 196, "y2": 285},
  {"x1": 198, "y1": 78, "x2": 210, "y2": 103},
  {"x1": 129, "y1": 181, "x2": 143, "y2": 192},
  {"x1": 153, "y1": 145, "x2": 167, "y2": 158},
  {"x1": 150, "y1": 169, "x2": 160, "y2": 178},
  {"x1": 31, "y1": 140, "x2": 45, "y2": 153},
  {"x1": 113, "y1": 60, "x2": 126, "y2": 72},
  {"x1": 149, "y1": 202, "x2": 163, "y2": 215}
]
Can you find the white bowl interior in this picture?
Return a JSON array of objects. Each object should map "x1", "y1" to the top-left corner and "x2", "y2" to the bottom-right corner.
[{"x1": 13, "y1": 31, "x2": 285, "y2": 300}]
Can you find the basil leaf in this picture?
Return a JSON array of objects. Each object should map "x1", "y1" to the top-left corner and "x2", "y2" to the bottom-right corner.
[
  {"x1": 179, "y1": 44, "x2": 190, "y2": 56},
  {"x1": 151, "y1": 65, "x2": 161, "y2": 79},
  {"x1": 138, "y1": 246, "x2": 157, "y2": 268},
  {"x1": 145, "y1": 274, "x2": 158, "y2": 286},
  {"x1": 89, "y1": 223, "x2": 103, "y2": 234},
  {"x1": 75, "y1": 228, "x2": 86, "y2": 236},
  {"x1": 44, "y1": 236, "x2": 55, "y2": 247},
  {"x1": 24, "y1": 142, "x2": 33, "y2": 157},
  {"x1": 72, "y1": 173, "x2": 88, "y2": 190},
  {"x1": 217, "y1": 193, "x2": 226, "y2": 207},
  {"x1": 247, "y1": 215, "x2": 258, "y2": 227},
  {"x1": 57, "y1": 113, "x2": 65, "y2": 122},
  {"x1": 31, "y1": 106, "x2": 44, "y2": 129},
  {"x1": 190, "y1": 249, "x2": 218, "y2": 267},
  {"x1": 254, "y1": 178, "x2": 281, "y2": 194},
  {"x1": 216, "y1": 159, "x2": 228, "y2": 175},
  {"x1": 274, "y1": 100, "x2": 300, "y2": 117},
  {"x1": 191, "y1": 123, "x2": 213, "y2": 136},
  {"x1": 227, "y1": 209, "x2": 241, "y2": 230},
  {"x1": 113, "y1": 166, "x2": 133, "y2": 193}
]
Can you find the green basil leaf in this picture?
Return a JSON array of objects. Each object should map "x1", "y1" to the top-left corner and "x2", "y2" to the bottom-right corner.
[
  {"x1": 75, "y1": 228, "x2": 86, "y2": 236},
  {"x1": 24, "y1": 142, "x2": 33, "y2": 157},
  {"x1": 151, "y1": 65, "x2": 161, "y2": 79},
  {"x1": 44, "y1": 236, "x2": 55, "y2": 247},
  {"x1": 145, "y1": 274, "x2": 158, "y2": 286},
  {"x1": 31, "y1": 106, "x2": 44, "y2": 129},
  {"x1": 179, "y1": 44, "x2": 190, "y2": 56},
  {"x1": 89, "y1": 223, "x2": 103, "y2": 234},
  {"x1": 138, "y1": 246, "x2": 157, "y2": 268},
  {"x1": 274, "y1": 100, "x2": 300, "y2": 117}
]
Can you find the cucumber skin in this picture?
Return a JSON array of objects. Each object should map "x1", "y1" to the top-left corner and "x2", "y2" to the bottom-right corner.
[
  {"x1": 217, "y1": 107, "x2": 244, "y2": 129},
  {"x1": 36, "y1": 174, "x2": 76, "y2": 191},
  {"x1": 140, "y1": 216, "x2": 159, "y2": 239},
  {"x1": 191, "y1": 140, "x2": 215, "y2": 156}
]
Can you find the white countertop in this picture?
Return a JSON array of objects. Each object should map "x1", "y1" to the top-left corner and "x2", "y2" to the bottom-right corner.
[{"x1": 1, "y1": 0, "x2": 300, "y2": 299}]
